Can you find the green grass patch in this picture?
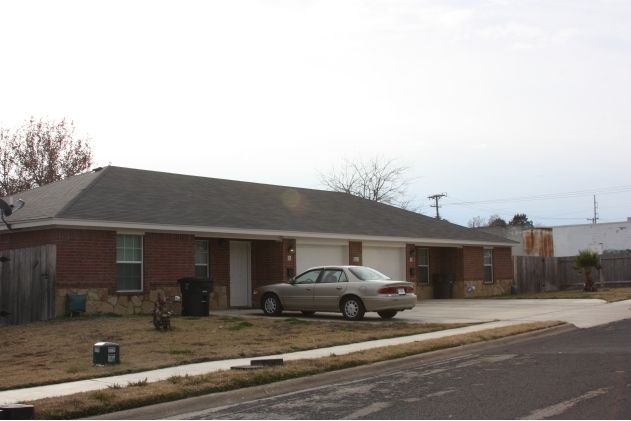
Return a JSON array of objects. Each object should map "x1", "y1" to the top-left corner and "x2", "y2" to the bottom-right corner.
[
  {"x1": 218, "y1": 316, "x2": 243, "y2": 322},
  {"x1": 169, "y1": 349, "x2": 193, "y2": 355},
  {"x1": 284, "y1": 318, "x2": 310, "y2": 325},
  {"x1": 90, "y1": 312, "x2": 124, "y2": 318},
  {"x1": 228, "y1": 321, "x2": 253, "y2": 331}
]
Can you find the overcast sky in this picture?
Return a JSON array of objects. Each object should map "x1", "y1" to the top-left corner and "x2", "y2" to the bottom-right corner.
[{"x1": 1, "y1": 0, "x2": 629, "y2": 227}]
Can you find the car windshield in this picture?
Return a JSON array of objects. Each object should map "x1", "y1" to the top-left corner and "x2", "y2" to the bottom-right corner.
[{"x1": 349, "y1": 267, "x2": 390, "y2": 280}]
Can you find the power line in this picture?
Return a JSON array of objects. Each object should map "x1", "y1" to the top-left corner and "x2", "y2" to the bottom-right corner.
[{"x1": 442, "y1": 185, "x2": 631, "y2": 206}]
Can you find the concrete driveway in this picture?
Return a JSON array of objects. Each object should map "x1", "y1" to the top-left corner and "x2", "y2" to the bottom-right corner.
[{"x1": 213, "y1": 298, "x2": 631, "y2": 328}]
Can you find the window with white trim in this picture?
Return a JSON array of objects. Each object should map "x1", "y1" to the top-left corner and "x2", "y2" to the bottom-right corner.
[
  {"x1": 116, "y1": 234, "x2": 143, "y2": 291},
  {"x1": 195, "y1": 240, "x2": 209, "y2": 278},
  {"x1": 484, "y1": 249, "x2": 493, "y2": 283},
  {"x1": 417, "y1": 248, "x2": 429, "y2": 284}
]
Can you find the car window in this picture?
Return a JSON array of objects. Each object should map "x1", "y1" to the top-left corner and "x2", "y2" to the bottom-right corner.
[
  {"x1": 318, "y1": 269, "x2": 346, "y2": 283},
  {"x1": 348, "y1": 267, "x2": 390, "y2": 280},
  {"x1": 293, "y1": 269, "x2": 321, "y2": 284}
]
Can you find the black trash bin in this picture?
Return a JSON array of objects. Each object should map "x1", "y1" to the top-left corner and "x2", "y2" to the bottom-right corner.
[
  {"x1": 177, "y1": 277, "x2": 214, "y2": 316},
  {"x1": 433, "y1": 274, "x2": 454, "y2": 299}
]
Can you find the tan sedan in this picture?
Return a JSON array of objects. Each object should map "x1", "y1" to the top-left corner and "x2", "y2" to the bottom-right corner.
[{"x1": 252, "y1": 266, "x2": 417, "y2": 320}]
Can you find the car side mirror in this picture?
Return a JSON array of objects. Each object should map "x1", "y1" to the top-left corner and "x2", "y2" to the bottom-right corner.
[{"x1": 289, "y1": 277, "x2": 295, "y2": 284}]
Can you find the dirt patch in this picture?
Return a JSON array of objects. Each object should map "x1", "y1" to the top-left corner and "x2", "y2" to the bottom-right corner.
[
  {"x1": 25, "y1": 321, "x2": 564, "y2": 420},
  {"x1": 0, "y1": 314, "x2": 472, "y2": 391}
]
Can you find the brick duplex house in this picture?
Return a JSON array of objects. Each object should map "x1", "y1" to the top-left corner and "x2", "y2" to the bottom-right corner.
[{"x1": 0, "y1": 166, "x2": 515, "y2": 317}]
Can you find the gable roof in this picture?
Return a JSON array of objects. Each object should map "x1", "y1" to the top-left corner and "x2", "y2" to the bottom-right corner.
[{"x1": 3, "y1": 166, "x2": 515, "y2": 246}]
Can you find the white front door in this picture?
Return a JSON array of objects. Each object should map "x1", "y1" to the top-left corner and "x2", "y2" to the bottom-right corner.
[{"x1": 230, "y1": 241, "x2": 251, "y2": 307}]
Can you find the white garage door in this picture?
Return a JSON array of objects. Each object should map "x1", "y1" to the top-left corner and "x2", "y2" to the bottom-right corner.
[
  {"x1": 363, "y1": 247, "x2": 406, "y2": 280},
  {"x1": 296, "y1": 244, "x2": 348, "y2": 274}
]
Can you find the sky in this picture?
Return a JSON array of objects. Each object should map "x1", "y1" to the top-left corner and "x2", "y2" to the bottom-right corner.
[{"x1": 1, "y1": 0, "x2": 629, "y2": 227}]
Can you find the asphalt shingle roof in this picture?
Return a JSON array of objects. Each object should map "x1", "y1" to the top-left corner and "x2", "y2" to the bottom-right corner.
[{"x1": 4, "y1": 166, "x2": 514, "y2": 245}]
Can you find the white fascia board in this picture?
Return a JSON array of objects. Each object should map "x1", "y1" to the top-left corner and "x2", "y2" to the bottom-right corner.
[
  {"x1": 295, "y1": 238, "x2": 350, "y2": 246},
  {"x1": 3, "y1": 218, "x2": 515, "y2": 247},
  {"x1": 362, "y1": 241, "x2": 407, "y2": 248}
]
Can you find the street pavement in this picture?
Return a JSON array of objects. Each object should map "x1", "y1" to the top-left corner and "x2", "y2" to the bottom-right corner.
[
  {"x1": 173, "y1": 318, "x2": 631, "y2": 420},
  {"x1": 1, "y1": 298, "x2": 630, "y2": 406}
]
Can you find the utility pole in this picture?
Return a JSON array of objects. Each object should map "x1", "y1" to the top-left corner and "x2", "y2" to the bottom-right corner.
[
  {"x1": 587, "y1": 195, "x2": 599, "y2": 224},
  {"x1": 428, "y1": 193, "x2": 447, "y2": 219}
]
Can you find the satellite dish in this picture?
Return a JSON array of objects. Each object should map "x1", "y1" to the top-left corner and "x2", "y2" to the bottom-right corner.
[
  {"x1": 0, "y1": 198, "x2": 25, "y2": 231},
  {"x1": 0, "y1": 199, "x2": 11, "y2": 216}
]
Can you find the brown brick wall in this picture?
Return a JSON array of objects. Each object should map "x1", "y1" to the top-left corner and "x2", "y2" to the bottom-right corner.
[
  {"x1": 349, "y1": 241, "x2": 362, "y2": 266},
  {"x1": 440, "y1": 247, "x2": 464, "y2": 282},
  {"x1": 0, "y1": 228, "x2": 118, "y2": 291},
  {"x1": 493, "y1": 247, "x2": 513, "y2": 280},
  {"x1": 251, "y1": 240, "x2": 283, "y2": 291},
  {"x1": 208, "y1": 238, "x2": 230, "y2": 298},
  {"x1": 143, "y1": 232, "x2": 195, "y2": 291},
  {"x1": 463, "y1": 246, "x2": 484, "y2": 281}
]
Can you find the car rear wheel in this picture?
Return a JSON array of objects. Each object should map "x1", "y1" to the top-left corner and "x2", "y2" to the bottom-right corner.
[
  {"x1": 301, "y1": 311, "x2": 316, "y2": 316},
  {"x1": 341, "y1": 296, "x2": 365, "y2": 321},
  {"x1": 377, "y1": 310, "x2": 398, "y2": 319},
  {"x1": 262, "y1": 294, "x2": 283, "y2": 317}
]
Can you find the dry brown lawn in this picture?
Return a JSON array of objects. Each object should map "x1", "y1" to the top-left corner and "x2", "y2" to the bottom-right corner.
[
  {"x1": 481, "y1": 287, "x2": 631, "y2": 303},
  {"x1": 26, "y1": 321, "x2": 564, "y2": 420},
  {"x1": 0, "y1": 313, "x2": 473, "y2": 391}
]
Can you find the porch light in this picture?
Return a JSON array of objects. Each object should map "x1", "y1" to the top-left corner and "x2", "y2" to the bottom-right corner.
[
  {"x1": 410, "y1": 249, "x2": 416, "y2": 256},
  {"x1": 288, "y1": 244, "x2": 295, "y2": 253}
]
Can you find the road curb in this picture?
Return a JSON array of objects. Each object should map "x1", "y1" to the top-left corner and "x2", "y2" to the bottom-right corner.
[{"x1": 90, "y1": 323, "x2": 576, "y2": 420}]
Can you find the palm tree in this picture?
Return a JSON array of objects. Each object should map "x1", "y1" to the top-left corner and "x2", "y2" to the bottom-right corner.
[{"x1": 574, "y1": 250, "x2": 602, "y2": 292}]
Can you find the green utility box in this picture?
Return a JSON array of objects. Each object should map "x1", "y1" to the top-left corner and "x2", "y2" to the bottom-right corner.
[{"x1": 93, "y1": 342, "x2": 120, "y2": 365}]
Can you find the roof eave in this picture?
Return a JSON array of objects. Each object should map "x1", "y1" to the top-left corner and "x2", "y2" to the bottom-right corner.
[{"x1": 1, "y1": 218, "x2": 518, "y2": 247}]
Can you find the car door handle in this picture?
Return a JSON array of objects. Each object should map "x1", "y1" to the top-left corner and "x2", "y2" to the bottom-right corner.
[
  {"x1": 306, "y1": 288, "x2": 312, "y2": 291},
  {"x1": 336, "y1": 286, "x2": 343, "y2": 290}
]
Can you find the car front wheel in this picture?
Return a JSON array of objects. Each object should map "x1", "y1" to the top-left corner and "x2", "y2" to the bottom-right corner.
[
  {"x1": 341, "y1": 296, "x2": 365, "y2": 321},
  {"x1": 262, "y1": 294, "x2": 283, "y2": 317},
  {"x1": 377, "y1": 310, "x2": 398, "y2": 319}
]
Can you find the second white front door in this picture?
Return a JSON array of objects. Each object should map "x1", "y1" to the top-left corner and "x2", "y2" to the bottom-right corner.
[{"x1": 230, "y1": 241, "x2": 251, "y2": 307}]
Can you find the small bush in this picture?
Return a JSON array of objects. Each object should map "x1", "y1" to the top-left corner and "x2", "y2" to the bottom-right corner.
[
  {"x1": 107, "y1": 383, "x2": 122, "y2": 389},
  {"x1": 66, "y1": 365, "x2": 80, "y2": 373},
  {"x1": 167, "y1": 375, "x2": 182, "y2": 384},
  {"x1": 169, "y1": 349, "x2": 193, "y2": 355},
  {"x1": 127, "y1": 378, "x2": 148, "y2": 387},
  {"x1": 91, "y1": 391, "x2": 115, "y2": 403}
]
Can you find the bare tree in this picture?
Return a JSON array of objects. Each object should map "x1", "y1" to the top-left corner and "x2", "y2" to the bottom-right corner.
[
  {"x1": 488, "y1": 214, "x2": 507, "y2": 227},
  {"x1": 0, "y1": 117, "x2": 94, "y2": 196},
  {"x1": 317, "y1": 155, "x2": 421, "y2": 211},
  {"x1": 467, "y1": 216, "x2": 487, "y2": 228}
]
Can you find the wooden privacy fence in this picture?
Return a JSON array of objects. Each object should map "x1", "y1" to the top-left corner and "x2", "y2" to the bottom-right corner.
[
  {"x1": 514, "y1": 253, "x2": 631, "y2": 294},
  {"x1": 0, "y1": 245, "x2": 57, "y2": 326}
]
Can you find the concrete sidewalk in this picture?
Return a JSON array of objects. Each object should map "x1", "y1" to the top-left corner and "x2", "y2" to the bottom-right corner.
[{"x1": 0, "y1": 320, "x2": 524, "y2": 405}]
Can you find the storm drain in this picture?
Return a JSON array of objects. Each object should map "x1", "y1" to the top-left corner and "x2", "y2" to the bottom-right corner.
[{"x1": 231, "y1": 358, "x2": 284, "y2": 370}]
